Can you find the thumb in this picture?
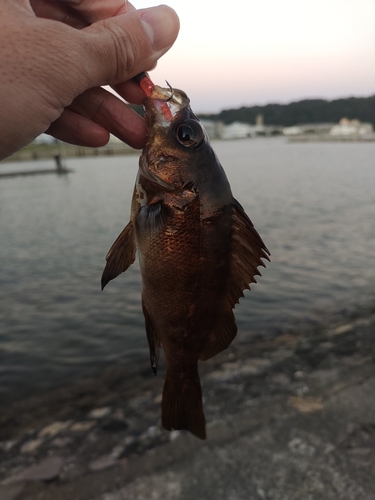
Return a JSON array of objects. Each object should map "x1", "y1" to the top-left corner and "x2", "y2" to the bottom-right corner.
[{"x1": 78, "y1": 5, "x2": 179, "y2": 88}]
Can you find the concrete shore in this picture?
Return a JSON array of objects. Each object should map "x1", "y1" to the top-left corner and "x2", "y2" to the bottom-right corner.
[{"x1": 1, "y1": 310, "x2": 375, "y2": 500}]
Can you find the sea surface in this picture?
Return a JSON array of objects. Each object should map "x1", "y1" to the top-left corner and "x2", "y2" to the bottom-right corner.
[{"x1": 1, "y1": 138, "x2": 374, "y2": 405}]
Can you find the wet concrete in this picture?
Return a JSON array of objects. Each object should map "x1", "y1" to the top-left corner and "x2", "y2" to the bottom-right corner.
[{"x1": 1, "y1": 312, "x2": 375, "y2": 500}]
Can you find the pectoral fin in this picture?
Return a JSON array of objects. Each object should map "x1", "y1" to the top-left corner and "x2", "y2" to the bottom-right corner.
[
  {"x1": 135, "y1": 203, "x2": 164, "y2": 239},
  {"x1": 101, "y1": 221, "x2": 136, "y2": 290}
]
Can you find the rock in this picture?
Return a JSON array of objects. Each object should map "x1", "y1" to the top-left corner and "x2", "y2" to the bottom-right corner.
[
  {"x1": 71, "y1": 421, "x2": 97, "y2": 432},
  {"x1": 51, "y1": 437, "x2": 72, "y2": 448},
  {"x1": 269, "y1": 373, "x2": 291, "y2": 387},
  {"x1": 20, "y1": 438, "x2": 43, "y2": 454},
  {"x1": 39, "y1": 421, "x2": 72, "y2": 438},
  {"x1": 0, "y1": 440, "x2": 16, "y2": 452},
  {"x1": 0, "y1": 483, "x2": 25, "y2": 500},
  {"x1": 6, "y1": 456, "x2": 64, "y2": 483},
  {"x1": 288, "y1": 396, "x2": 324, "y2": 414},
  {"x1": 206, "y1": 420, "x2": 236, "y2": 441},
  {"x1": 207, "y1": 358, "x2": 271, "y2": 382},
  {"x1": 308, "y1": 368, "x2": 340, "y2": 385},
  {"x1": 327, "y1": 324, "x2": 353, "y2": 336},
  {"x1": 111, "y1": 444, "x2": 125, "y2": 459},
  {"x1": 348, "y1": 447, "x2": 371, "y2": 456},
  {"x1": 153, "y1": 394, "x2": 162, "y2": 404},
  {"x1": 58, "y1": 458, "x2": 85, "y2": 481},
  {"x1": 288, "y1": 437, "x2": 316, "y2": 456},
  {"x1": 112, "y1": 408, "x2": 125, "y2": 421},
  {"x1": 88, "y1": 407, "x2": 111, "y2": 420},
  {"x1": 89, "y1": 455, "x2": 117, "y2": 472},
  {"x1": 169, "y1": 430, "x2": 180, "y2": 442},
  {"x1": 241, "y1": 358, "x2": 272, "y2": 374},
  {"x1": 100, "y1": 410, "x2": 128, "y2": 433},
  {"x1": 141, "y1": 426, "x2": 161, "y2": 440}
]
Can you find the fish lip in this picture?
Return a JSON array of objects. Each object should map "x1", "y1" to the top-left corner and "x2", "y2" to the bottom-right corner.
[
  {"x1": 139, "y1": 154, "x2": 174, "y2": 191},
  {"x1": 144, "y1": 86, "x2": 190, "y2": 126}
]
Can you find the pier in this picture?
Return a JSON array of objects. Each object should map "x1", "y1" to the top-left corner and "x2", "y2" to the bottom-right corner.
[
  {"x1": 0, "y1": 167, "x2": 72, "y2": 179},
  {"x1": 0, "y1": 153, "x2": 72, "y2": 179}
]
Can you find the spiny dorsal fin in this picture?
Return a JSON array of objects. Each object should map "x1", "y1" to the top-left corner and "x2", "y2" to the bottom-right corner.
[
  {"x1": 200, "y1": 200, "x2": 270, "y2": 361},
  {"x1": 101, "y1": 222, "x2": 136, "y2": 290}
]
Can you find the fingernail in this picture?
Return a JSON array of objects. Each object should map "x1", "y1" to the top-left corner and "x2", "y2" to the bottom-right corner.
[{"x1": 140, "y1": 6, "x2": 179, "y2": 52}]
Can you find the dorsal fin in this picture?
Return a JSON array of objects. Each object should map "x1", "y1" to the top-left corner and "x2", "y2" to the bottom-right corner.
[
  {"x1": 101, "y1": 222, "x2": 136, "y2": 290},
  {"x1": 200, "y1": 200, "x2": 270, "y2": 361}
]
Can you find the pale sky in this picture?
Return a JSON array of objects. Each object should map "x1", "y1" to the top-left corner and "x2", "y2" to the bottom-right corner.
[{"x1": 135, "y1": 0, "x2": 375, "y2": 113}]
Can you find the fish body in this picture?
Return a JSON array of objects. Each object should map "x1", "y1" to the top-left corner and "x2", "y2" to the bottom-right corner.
[{"x1": 102, "y1": 81, "x2": 270, "y2": 439}]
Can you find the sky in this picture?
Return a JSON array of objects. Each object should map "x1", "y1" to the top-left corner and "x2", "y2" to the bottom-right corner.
[{"x1": 134, "y1": 0, "x2": 375, "y2": 113}]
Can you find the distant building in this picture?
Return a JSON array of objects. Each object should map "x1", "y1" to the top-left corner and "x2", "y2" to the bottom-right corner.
[
  {"x1": 220, "y1": 122, "x2": 255, "y2": 140},
  {"x1": 329, "y1": 118, "x2": 373, "y2": 137},
  {"x1": 283, "y1": 126, "x2": 303, "y2": 136},
  {"x1": 255, "y1": 114, "x2": 264, "y2": 126},
  {"x1": 283, "y1": 124, "x2": 334, "y2": 136},
  {"x1": 200, "y1": 120, "x2": 225, "y2": 140},
  {"x1": 201, "y1": 119, "x2": 282, "y2": 140}
]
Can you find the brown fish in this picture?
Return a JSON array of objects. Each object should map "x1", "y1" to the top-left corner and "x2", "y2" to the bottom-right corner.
[{"x1": 102, "y1": 76, "x2": 270, "y2": 440}]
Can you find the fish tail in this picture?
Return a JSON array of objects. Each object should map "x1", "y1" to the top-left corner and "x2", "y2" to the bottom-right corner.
[{"x1": 161, "y1": 364, "x2": 206, "y2": 440}]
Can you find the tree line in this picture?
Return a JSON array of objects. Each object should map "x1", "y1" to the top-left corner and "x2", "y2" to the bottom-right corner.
[{"x1": 198, "y1": 95, "x2": 375, "y2": 127}]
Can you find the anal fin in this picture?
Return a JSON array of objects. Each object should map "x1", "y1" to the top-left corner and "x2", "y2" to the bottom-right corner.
[
  {"x1": 101, "y1": 221, "x2": 136, "y2": 290},
  {"x1": 200, "y1": 310, "x2": 237, "y2": 361}
]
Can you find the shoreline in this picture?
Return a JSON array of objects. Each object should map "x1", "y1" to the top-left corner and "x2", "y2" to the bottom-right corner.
[
  {"x1": 1, "y1": 311, "x2": 375, "y2": 499},
  {"x1": 0, "y1": 143, "x2": 140, "y2": 164}
]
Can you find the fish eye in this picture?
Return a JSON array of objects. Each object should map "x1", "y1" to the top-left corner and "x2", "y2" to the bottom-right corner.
[{"x1": 175, "y1": 120, "x2": 204, "y2": 149}]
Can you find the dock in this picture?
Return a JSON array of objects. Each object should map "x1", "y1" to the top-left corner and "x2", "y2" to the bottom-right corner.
[
  {"x1": 0, "y1": 151, "x2": 73, "y2": 179},
  {"x1": 0, "y1": 168, "x2": 73, "y2": 179}
]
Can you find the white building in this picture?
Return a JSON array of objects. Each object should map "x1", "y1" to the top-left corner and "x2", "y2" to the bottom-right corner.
[
  {"x1": 199, "y1": 120, "x2": 225, "y2": 140},
  {"x1": 283, "y1": 126, "x2": 304, "y2": 136},
  {"x1": 283, "y1": 123, "x2": 334, "y2": 136},
  {"x1": 329, "y1": 118, "x2": 373, "y2": 137},
  {"x1": 220, "y1": 122, "x2": 255, "y2": 140}
]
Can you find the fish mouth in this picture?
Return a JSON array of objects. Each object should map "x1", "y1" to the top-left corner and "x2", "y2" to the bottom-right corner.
[
  {"x1": 145, "y1": 85, "x2": 190, "y2": 127},
  {"x1": 135, "y1": 72, "x2": 190, "y2": 127}
]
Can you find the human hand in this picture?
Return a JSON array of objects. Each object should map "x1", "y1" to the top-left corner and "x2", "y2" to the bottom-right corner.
[{"x1": 0, "y1": 0, "x2": 179, "y2": 160}]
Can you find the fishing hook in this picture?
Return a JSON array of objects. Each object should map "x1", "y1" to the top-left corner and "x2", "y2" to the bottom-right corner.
[{"x1": 165, "y1": 80, "x2": 174, "y2": 102}]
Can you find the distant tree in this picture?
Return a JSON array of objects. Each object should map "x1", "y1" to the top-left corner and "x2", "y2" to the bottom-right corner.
[{"x1": 198, "y1": 95, "x2": 375, "y2": 127}]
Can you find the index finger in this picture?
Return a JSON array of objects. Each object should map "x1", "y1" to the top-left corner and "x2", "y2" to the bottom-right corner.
[
  {"x1": 62, "y1": 0, "x2": 128, "y2": 23},
  {"x1": 30, "y1": 0, "x2": 130, "y2": 27}
]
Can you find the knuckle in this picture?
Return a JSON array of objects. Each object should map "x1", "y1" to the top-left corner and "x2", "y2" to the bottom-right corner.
[{"x1": 97, "y1": 19, "x2": 151, "y2": 82}]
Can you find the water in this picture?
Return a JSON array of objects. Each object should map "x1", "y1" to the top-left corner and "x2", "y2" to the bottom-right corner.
[{"x1": 1, "y1": 138, "x2": 374, "y2": 405}]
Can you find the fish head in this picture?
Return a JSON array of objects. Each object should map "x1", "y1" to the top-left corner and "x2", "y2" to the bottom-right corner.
[
  {"x1": 139, "y1": 84, "x2": 208, "y2": 192},
  {"x1": 139, "y1": 82, "x2": 233, "y2": 213}
]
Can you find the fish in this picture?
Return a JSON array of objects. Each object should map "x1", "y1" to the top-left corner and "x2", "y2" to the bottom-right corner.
[{"x1": 101, "y1": 74, "x2": 270, "y2": 440}]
